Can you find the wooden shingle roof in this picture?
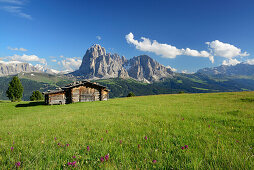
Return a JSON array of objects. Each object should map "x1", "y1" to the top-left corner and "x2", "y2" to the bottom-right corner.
[{"x1": 61, "y1": 81, "x2": 109, "y2": 91}]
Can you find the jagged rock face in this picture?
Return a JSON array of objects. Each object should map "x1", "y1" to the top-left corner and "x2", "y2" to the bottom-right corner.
[
  {"x1": 73, "y1": 44, "x2": 129, "y2": 79},
  {"x1": 197, "y1": 63, "x2": 254, "y2": 76},
  {"x1": 0, "y1": 62, "x2": 39, "y2": 77},
  {"x1": 124, "y1": 55, "x2": 173, "y2": 82},
  {"x1": 71, "y1": 44, "x2": 174, "y2": 82}
]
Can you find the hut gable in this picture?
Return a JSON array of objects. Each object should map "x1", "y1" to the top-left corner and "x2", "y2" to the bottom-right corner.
[{"x1": 43, "y1": 81, "x2": 109, "y2": 105}]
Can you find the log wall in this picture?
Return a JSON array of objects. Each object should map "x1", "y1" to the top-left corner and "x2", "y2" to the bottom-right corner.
[
  {"x1": 48, "y1": 92, "x2": 65, "y2": 105},
  {"x1": 71, "y1": 86, "x2": 100, "y2": 103}
]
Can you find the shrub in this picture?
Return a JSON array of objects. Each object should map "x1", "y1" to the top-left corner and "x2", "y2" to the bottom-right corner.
[
  {"x1": 127, "y1": 92, "x2": 136, "y2": 97},
  {"x1": 30, "y1": 90, "x2": 44, "y2": 101}
]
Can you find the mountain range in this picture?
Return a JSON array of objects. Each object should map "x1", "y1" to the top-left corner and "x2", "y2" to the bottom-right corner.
[
  {"x1": 0, "y1": 44, "x2": 254, "y2": 100},
  {"x1": 1, "y1": 44, "x2": 254, "y2": 81},
  {"x1": 197, "y1": 63, "x2": 254, "y2": 76}
]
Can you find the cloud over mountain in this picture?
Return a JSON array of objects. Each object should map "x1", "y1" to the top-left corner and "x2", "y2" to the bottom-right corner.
[
  {"x1": 206, "y1": 40, "x2": 249, "y2": 66},
  {"x1": 58, "y1": 57, "x2": 82, "y2": 71},
  {"x1": 3, "y1": 54, "x2": 46, "y2": 64},
  {"x1": 206, "y1": 40, "x2": 249, "y2": 59},
  {"x1": 222, "y1": 58, "x2": 241, "y2": 66},
  {"x1": 126, "y1": 32, "x2": 214, "y2": 63}
]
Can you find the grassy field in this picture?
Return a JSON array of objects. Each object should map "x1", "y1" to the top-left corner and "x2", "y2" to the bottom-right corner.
[{"x1": 0, "y1": 92, "x2": 253, "y2": 169}]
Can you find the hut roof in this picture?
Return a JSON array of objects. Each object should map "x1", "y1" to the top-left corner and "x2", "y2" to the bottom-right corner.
[
  {"x1": 61, "y1": 81, "x2": 109, "y2": 91},
  {"x1": 43, "y1": 89, "x2": 65, "y2": 95},
  {"x1": 43, "y1": 81, "x2": 109, "y2": 95}
]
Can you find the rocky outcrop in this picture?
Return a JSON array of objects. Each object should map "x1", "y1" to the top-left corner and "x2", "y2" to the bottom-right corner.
[
  {"x1": 70, "y1": 44, "x2": 174, "y2": 82},
  {"x1": 0, "y1": 61, "x2": 40, "y2": 76}
]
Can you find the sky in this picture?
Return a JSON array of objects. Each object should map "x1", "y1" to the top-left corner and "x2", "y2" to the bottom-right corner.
[{"x1": 0, "y1": 0, "x2": 254, "y2": 73}]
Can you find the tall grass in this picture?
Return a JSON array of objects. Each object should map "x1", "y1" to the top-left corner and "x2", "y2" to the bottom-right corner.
[{"x1": 0, "y1": 92, "x2": 253, "y2": 169}]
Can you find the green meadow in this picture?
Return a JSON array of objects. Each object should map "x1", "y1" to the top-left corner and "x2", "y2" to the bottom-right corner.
[{"x1": 0, "y1": 92, "x2": 253, "y2": 169}]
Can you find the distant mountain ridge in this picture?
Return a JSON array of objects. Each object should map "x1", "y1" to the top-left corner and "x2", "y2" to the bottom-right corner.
[
  {"x1": 197, "y1": 63, "x2": 254, "y2": 76},
  {"x1": 70, "y1": 44, "x2": 173, "y2": 82},
  {"x1": 0, "y1": 61, "x2": 67, "y2": 77},
  {"x1": 0, "y1": 61, "x2": 40, "y2": 77}
]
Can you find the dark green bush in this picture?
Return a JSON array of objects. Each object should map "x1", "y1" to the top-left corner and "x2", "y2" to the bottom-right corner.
[{"x1": 30, "y1": 90, "x2": 44, "y2": 101}]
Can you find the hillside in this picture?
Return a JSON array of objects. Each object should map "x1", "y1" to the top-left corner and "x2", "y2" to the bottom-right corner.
[
  {"x1": 94, "y1": 73, "x2": 254, "y2": 98},
  {"x1": 0, "y1": 92, "x2": 253, "y2": 169},
  {"x1": 1, "y1": 71, "x2": 254, "y2": 101}
]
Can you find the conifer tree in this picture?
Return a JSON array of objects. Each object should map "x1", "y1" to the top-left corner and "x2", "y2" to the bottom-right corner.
[{"x1": 6, "y1": 76, "x2": 24, "y2": 102}]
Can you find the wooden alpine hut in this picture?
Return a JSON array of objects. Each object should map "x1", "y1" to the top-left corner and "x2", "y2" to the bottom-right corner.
[{"x1": 43, "y1": 81, "x2": 109, "y2": 105}]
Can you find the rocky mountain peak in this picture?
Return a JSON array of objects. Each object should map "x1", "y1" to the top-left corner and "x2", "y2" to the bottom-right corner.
[
  {"x1": 125, "y1": 55, "x2": 173, "y2": 82},
  {"x1": 85, "y1": 44, "x2": 106, "y2": 58},
  {"x1": 71, "y1": 45, "x2": 174, "y2": 82},
  {"x1": 72, "y1": 44, "x2": 129, "y2": 79}
]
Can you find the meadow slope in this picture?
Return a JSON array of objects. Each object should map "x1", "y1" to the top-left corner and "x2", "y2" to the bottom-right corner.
[{"x1": 0, "y1": 92, "x2": 253, "y2": 169}]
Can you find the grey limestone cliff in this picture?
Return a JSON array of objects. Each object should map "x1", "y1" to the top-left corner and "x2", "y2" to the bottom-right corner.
[{"x1": 70, "y1": 44, "x2": 174, "y2": 82}]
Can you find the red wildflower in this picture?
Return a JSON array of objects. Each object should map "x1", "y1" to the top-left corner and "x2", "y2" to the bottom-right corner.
[
  {"x1": 105, "y1": 154, "x2": 109, "y2": 161},
  {"x1": 15, "y1": 162, "x2": 21, "y2": 167}
]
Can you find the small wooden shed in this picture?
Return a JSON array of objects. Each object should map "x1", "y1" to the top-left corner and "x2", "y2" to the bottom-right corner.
[
  {"x1": 43, "y1": 81, "x2": 109, "y2": 105},
  {"x1": 44, "y1": 89, "x2": 66, "y2": 105}
]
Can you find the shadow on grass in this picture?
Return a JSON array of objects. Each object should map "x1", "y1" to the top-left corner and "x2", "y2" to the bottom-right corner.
[
  {"x1": 240, "y1": 98, "x2": 254, "y2": 102},
  {"x1": 15, "y1": 101, "x2": 45, "y2": 107}
]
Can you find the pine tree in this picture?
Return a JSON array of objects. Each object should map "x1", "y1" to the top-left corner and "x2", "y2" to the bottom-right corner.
[
  {"x1": 30, "y1": 90, "x2": 44, "y2": 101},
  {"x1": 6, "y1": 76, "x2": 24, "y2": 102}
]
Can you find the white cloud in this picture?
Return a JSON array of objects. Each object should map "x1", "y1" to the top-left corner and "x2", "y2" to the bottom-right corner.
[
  {"x1": 126, "y1": 32, "x2": 214, "y2": 63},
  {"x1": 96, "y1": 36, "x2": 101, "y2": 40},
  {"x1": 8, "y1": 46, "x2": 27, "y2": 51},
  {"x1": 4, "y1": 54, "x2": 46, "y2": 64},
  {"x1": 245, "y1": 58, "x2": 254, "y2": 65},
  {"x1": 0, "y1": 60, "x2": 23, "y2": 64},
  {"x1": 59, "y1": 57, "x2": 82, "y2": 71},
  {"x1": 0, "y1": 0, "x2": 24, "y2": 5},
  {"x1": 206, "y1": 40, "x2": 249, "y2": 59},
  {"x1": 222, "y1": 58, "x2": 241, "y2": 66},
  {"x1": 183, "y1": 48, "x2": 214, "y2": 63},
  {"x1": 1, "y1": 5, "x2": 32, "y2": 19},
  {"x1": 165, "y1": 65, "x2": 177, "y2": 72},
  {"x1": 51, "y1": 59, "x2": 57, "y2": 62}
]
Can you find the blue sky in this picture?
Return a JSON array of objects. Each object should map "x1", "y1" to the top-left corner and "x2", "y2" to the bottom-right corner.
[{"x1": 0, "y1": 0, "x2": 254, "y2": 73}]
